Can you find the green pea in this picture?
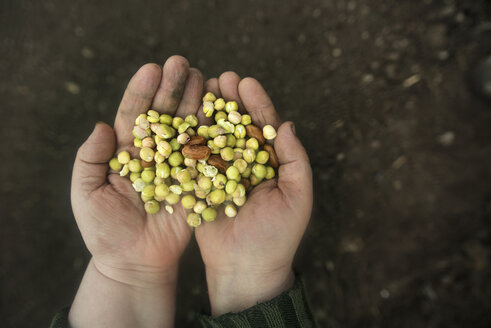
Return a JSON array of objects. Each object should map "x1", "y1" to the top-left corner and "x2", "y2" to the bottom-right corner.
[
  {"x1": 170, "y1": 138, "x2": 180, "y2": 151},
  {"x1": 159, "y1": 114, "x2": 173, "y2": 125},
  {"x1": 141, "y1": 170, "x2": 156, "y2": 183},
  {"x1": 215, "y1": 111, "x2": 228, "y2": 123},
  {"x1": 226, "y1": 166, "x2": 240, "y2": 180},
  {"x1": 220, "y1": 147, "x2": 235, "y2": 161},
  {"x1": 155, "y1": 184, "x2": 170, "y2": 198},
  {"x1": 213, "y1": 174, "x2": 227, "y2": 189},
  {"x1": 210, "y1": 189, "x2": 226, "y2": 204},
  {"x1": 172, "y1": 117, "x2": 184, "y2": 129},
  {"x1": 202, "y1": 207, "x2": 217, "y2": 222},
  {"x1": 128, "y1": 159, "x2": 143, "y2": 173},
  {"x1": 168, "y1": 152, "x2": 183, "y2": 167},
  {"x1": 197, "y1": 126, "x2": 209, "y2": 139},
  {"x1": 224, "y1": 204, "x2": 237, "y2": 217},
  {"x1": 144, "y1": 200, "x2": 160, "y2": 214},
  {"x1": 252, "y1": 163, "x2": 267, "y2": 179},
  {"x1": 117, "y1": 151, "x2": 131, "y2": 164},
  {"x1": 241, "y1": 114, "x2": 252, "y2": 125},
  {"x1": 256, "y1": 151, "x2": 269, "y2": 165},
  {"x1": 225, "y1": 180, "x2": 238, "y2": 194},
  {"x1": 185, "y1": 114, "x2": 199, "y2": 127},
  {"x1": 181, "y1": 195, "x2": 197, "y2": 209},
  {"x1": 187, "y1": 213, "x2": 201, "y2": 227},
  {"x1": 226, "y1": 134, "x2": 236, "y2": 147},
  {"x1": 165, "y1": 192, "x2": 180, "y2": 205},
  {"x1": 109, "y1": 158, "x2": 122, "y2": 171}
]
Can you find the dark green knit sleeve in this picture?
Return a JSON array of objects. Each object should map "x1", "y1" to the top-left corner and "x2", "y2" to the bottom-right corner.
[
  {"x1": 199, "y1": 276, "x2": 316, "y2": 328},
  {"x1": 49, "y1": 307, "x2": 69, "y2": 328}
]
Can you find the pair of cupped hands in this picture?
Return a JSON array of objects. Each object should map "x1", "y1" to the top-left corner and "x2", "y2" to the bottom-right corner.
[{"x1": 69, "y1": 56, "x2": 312, "y2": 327}]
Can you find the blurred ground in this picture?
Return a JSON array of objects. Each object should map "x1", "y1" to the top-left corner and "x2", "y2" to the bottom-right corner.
[{"x1": 1, "y1": 0, "x2": 491, "y2": 327}]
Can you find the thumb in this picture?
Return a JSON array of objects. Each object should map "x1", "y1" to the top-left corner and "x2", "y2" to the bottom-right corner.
[
  {"x1": 72, "y1": 122, "x2": 116, "y2": 198},
  {"x1": 274, "y1": 122, "x2": 313, "y2": 208}
]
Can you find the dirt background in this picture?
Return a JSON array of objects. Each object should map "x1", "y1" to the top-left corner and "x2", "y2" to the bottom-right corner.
[{"x1": 1, "y1": 0, "x2": 491, "y2": 327}]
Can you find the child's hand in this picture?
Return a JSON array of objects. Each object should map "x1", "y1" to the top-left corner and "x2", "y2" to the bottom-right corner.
[
  {"x1": 71, "y1": 56, "x2": 203, "y2": 287},
  {"x1": 195, "y1": 73, "x2": 313, "y2": 316}
]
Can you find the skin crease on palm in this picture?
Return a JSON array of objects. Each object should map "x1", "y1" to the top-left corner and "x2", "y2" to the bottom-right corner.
[{"x1": 70, "y1": 56, "x2": 313, "y2": 324}]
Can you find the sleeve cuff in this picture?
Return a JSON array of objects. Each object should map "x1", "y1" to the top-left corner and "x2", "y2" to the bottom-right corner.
[
  {"x1": 49, "y1": 307, "x2": 69, "y2": 328},
  {"x1": 199, "y1": 275, "x2": 316, "y2": 328}
]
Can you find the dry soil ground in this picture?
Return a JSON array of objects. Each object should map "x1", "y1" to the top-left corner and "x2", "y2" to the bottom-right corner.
[{"x1": 1, "y1": 0, "x2": 491, "y2": 327}]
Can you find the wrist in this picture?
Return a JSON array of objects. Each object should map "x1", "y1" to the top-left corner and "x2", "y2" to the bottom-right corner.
[
  {"x1": 205, "y1": 265, "x2": 295, "y2": 317},
  {"x1": 69, "y1": 259, "x2": 179, "y2": 328},
  {"x1": 93, "y1": 258, "x2": 178, "y2": 289}
]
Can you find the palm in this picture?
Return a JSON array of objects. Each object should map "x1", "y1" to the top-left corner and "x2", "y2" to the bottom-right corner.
[
  {"x1": 76, "y1": 173, "x2": 191, "y2": 269},
  {"x1": 195, "y1": 180, "x2": 292, "y2": 269}
]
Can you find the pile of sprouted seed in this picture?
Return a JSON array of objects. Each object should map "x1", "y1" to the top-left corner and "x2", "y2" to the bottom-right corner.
[{"x1": 109, "y1": 92, "x2": 279, "y2": 227}]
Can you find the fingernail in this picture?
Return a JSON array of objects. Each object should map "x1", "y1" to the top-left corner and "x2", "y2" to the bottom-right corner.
[{"x1": 290, "y1": 123, "x2": 296, "y2": 135}]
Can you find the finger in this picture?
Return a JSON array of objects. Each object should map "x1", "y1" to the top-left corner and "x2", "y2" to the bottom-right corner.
[
  {"x1": 274, "y1": 122, "x2": 312, "y2": 206},
  {"x1": 238, "y1": 77, "x2": 281, "y2": 129},
  {"x1": 218, "y1": 71, "x2": 245, "y2": 112},
  {"x1": 205, "y1": 78, "x2": 221, "y2": 97},
  {"x1": 175, "y1": 68, "x2": 203, "y2": 119},
  {"x1": 106, "y1": 173, "x2": 144, "y2": 210},
  {"x1": 113, "y1": 63, "x2": 162, "y2": 148},
  {"x1": 197, "y1": 78, "x2": 220, "y2": 126},
  {"x1": 151, "y1": 55, "x2": 190, "y2": 116},
  {"x1": 72, "y1": 122, "x2": 116, "y2": 198}
]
